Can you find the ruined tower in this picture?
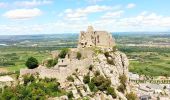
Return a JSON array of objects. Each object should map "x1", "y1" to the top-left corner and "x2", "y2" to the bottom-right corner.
[{"x1": 78, "y1": 26, "x2": 115, "y2": 48}]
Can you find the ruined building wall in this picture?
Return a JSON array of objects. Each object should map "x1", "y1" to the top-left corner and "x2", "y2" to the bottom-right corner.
[{"x1": 78, "y1": 26, "x2": 115, "y2": 48}]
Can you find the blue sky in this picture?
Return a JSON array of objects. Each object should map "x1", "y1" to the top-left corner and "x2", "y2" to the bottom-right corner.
[{"x1": 0, "y1": 0, "x2": 170, "y2": 35}]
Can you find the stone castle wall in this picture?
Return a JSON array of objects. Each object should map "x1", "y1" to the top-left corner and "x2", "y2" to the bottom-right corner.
[{"x1": 78, "y1": 26, "x2": 115, "y2": 48}]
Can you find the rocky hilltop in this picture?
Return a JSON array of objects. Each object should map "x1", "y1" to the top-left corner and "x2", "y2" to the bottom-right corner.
[{"x1": 20, "y1": 26, "x2": 130, "y2": 100}]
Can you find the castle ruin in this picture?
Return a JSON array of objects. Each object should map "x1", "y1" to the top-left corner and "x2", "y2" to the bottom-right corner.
[{"x1": 78, "y1": 26, "x2": 115, "y2": 48}]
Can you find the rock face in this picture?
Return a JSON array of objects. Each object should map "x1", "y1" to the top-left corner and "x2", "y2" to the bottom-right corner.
[
  {"x1": 94, "y1": 50, "x2": 129, "y2": 86},
  {"x1": 78, "y1": 26, "x2": 115, "y2": 48}
]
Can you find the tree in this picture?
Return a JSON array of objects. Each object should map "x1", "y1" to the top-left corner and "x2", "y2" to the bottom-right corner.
[{"x1": 25, "y1": 57, "x2": 38, "y2": 69}]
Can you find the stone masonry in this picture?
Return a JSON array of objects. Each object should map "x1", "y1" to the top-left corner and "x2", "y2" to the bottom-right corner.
[{"x1": 78, "y1": 26, "x2": 115, "y2": 48}]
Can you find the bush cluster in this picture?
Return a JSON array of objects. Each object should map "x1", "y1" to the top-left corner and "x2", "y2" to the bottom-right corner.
[
  {"x1": 83, "y1": 73, "x2": 117, "y2": 98},
  {"x1": 58, "y1": 48, "x2": 69, "y2": 58},
  {"x1": 46, "y1": 58, "x2": 58, "y2": 68},
  {"x1": 76, "y1": 52, "x2": 82, "y2": 60},
  {"x1": 117, "y1": 74, "x2": 127, "y2": 93},
  {"x1": 67, "y1": 76, "x2": 74, "y2": 82},
  {"x1": 83, "y1": 75, "x2": 90, "y2": 84},
  {"x1": 107, "y1": 87, "x2": 117, "y2": 98},
  {"x1": 0, "y1": 76, "x2": 66, "y2": 100},
  {"x1": 126, "y1": 92, "x2": 138, "y2": 100}
]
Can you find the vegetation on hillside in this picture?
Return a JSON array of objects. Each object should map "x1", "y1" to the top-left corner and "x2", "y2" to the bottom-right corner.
[
  {"x1": 58, "y1": 48, "x2": 69, "y2": 58},
  {"x1": 83, "y1": 73, "x2": 117, "y2": 98},
  {"x1": 0, "y1": 75, "x2": 66, "y2": 100},
  {"x1": 117, "y1": 74, "x2": 127, "y2": 93},
  {"x1": 76, "y1": 52, "x2": 82, "y2": 60},
  {"x1": 46, "y1": 58, "x2": 58, "y2": 68}
]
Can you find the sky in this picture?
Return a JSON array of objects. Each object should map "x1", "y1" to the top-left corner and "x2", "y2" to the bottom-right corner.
[{"x1": 0, "y1": 0, "x2": 170, "y2": 35}]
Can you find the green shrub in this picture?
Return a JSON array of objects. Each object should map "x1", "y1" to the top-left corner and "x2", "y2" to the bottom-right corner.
[
  {"x1": 91, "y1": 75, "x2": 111, "y2": 91},
  {"x1": 126, "y1": 92, "x2": 138, "y2": 100},
  {"x1": 23, "y1": 75, "x2": 35, "y2": 85},
  {"x1": 107, "y1": 87, "x2": 117, "y2": 98},
  {"x1": 94, "y1": 70, "x2": 100, "y2": 76},
  {"x1": 43, "y1": 77, "x2": 57, "y2": 83},
  {"x1": 119, "y1": 74, "x2": 127, "y2": 87},
  {"x1": 67, "y1": 76, "x2": 74, "y2": 82},
  {"x1": 0, "y1": 77, "x2": 64, "y2": 100},
  {"x1": 76, "y1": 52, "x2": 82, "y2": 60},
  {"x1": 25, "y1": 57, "x2": 39, "y2": 69},
  {"x1": 117, "y1": 84, "x2": 125, "y2": 93},
  {"x1": 46, "y1": 58, "x2": 58, "y2": 68},
  {"x1": 88, "y1": 82, "x2": 98, "y2": 92},
  {"x1": 58, "y1": 48, "x2": 69, "y2": 58},
  {"x1": 67, "y1": 91, "x2": 73, "y2": 99},
  {"x1": 83, "y1": 75, "x2": 90, "y2": 84}
]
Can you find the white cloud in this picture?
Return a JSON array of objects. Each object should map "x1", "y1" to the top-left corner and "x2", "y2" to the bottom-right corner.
[
  {"x1": 3, "y1": 8, "x2": 42, "y2": 19},
  {"x1": 1, "y1": 11, "x2": 170, "y2": 35},
  {"x1": 14, "y1": 0, "x2": 53, "y2": 7},
  {"x1": 126, "y1": 3, "x2": 136, "y2": 9},
  {"x1": 61, "y1": 5, "x2": 112, "y2": 21},
  {"x1": 101, "y1": 10, "x2": 124, "y2": 19}
]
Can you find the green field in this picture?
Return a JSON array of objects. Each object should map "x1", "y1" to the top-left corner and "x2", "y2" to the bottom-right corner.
[
  {"x1": 118, "y1": 46, "x2": 170, "y2": 76},
  {"x1": 0, "y1": 47, "x2": 53, "y2": 72}
]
